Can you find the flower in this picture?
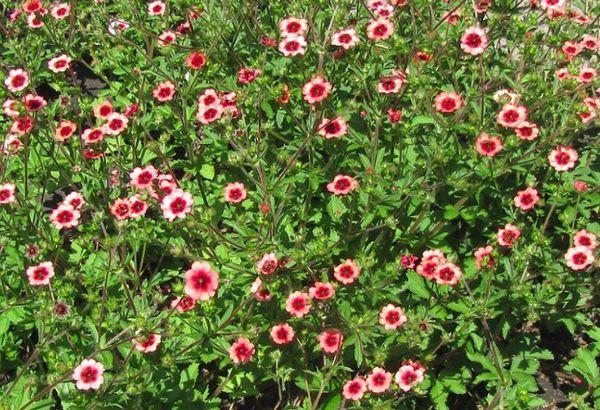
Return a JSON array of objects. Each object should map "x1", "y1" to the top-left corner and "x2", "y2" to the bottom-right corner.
[
  {"x1": 185, "y1": 51, "x2": 207, "y2": 70},
  {"x1": 103, "y1": 112, "x2": 129, "y2": 135},
  {"x1": 110, "y1": 198, "x2": 131, "y2": 220},
  {"x1": 416, "y1": 257, "x2": 442, "y2": 280},
  {"x1": 367, "y1": 367, "x2": 393, "y2": 393},
  {"x1": 152, "y1": 81, "x2": 176, "y2": 102},
  {"x1": 377, "y1": 71, "x2": 407, "y2": 94},
  {"x1": 578, "y1": 67, "x2": 597, "y2": 83},
  {"x1": 573, "y1": 230, "x2": 597, "y2": 250},
  {"x1": 574, "y1": 181, "x2": 589, "y2": 192},
  {"x1": 401, "y1": 254, "x2": 418, "y2": 269},
  {"x1": 475, "y1": 246, "x2": 494, "y2": 269},
  {"x1": 171, "y1": 295, "x2": 196, "y2": 312},
  {"x1": 129, "y1": 195, "x2": 149, "y2": 218},
  {"x1": 434, "y1": 262, "x2": 463, "y2": 285},
  {"x1": 580, "y1": 34, "x2": 599, "y2": 50},
  {"x1": 333, "y1": 259, "x2": 361, "y2": 285},
  {"x1": 285, "y1": 291, "x2": 311, "y2": 318},
  {"x1": 460, "y1": 26, "x2": 489, "y2": 56},
  {"x1": 366, "y1": 18, "x2": 394, "y2": 41},
  {"x1": 72, "y1": 359, "x2": 105, "y2": 391},
  {"x1": 515, "y1": 122, "x2": 539, "y2": 140},
  {"x1": 379, "y1": 304, "x2": 407, "y2": 330},
  {"x1": 158, "y1": 30, "x2": 177, "y2": 47},
  {"x1": 250, "y1": 277, "x2": 272, "y2": 301},
  {"x1": 64, "y1": 192, "x2": 85, "y2": 209},
  {"x1": 318, "y1": 116, "x2": 347, "y2": 139},
  {"x1": 496, "y1": 104, "x2": 528, "y2": 128},
  {"x1": 475, "y1": 132, "x2": 503, "y2": 157},
  {"x1": 434, "y1": 92, "x2": 462, "y2": 113},
  {"x1": 395, "y1": 363, "x2": 425, "y2": 392},
  {"x1": 11, "y1": 116, "x2": 34, "y2": 135},
  {"x1": 342, "y1": 378, "x2": 367, "y2": 401},
  {"x1": 23, "y1": 94, "x2": 47, "y2": 111},
  {"x1": 270, "y1": 324, "x2": 295, "y2": 345},
  {"x1": 564, "y1": 246, "x2": 594, "y2": 271},
  {"x1": 133, "y1": 334, "x2": 162, "y2": 353},
  {"x1": 0, "y1": 183, "x2": 17, "y2": 204},
  {"x1": 318, "y1": 329, "x2": 343, "y2": 354},
  {"x1": 48, "y1": 54, "x2": 72, "y2": 73},
  {"x1": 229, "y1": 337, "x2": 255, "y2": 364},
  {"x1": 224, "y1": 182, "x2": 247, "y2": 203},
  {"x1": 184, "y1": 261, "x2": 219, "y2": 301},
  {"x1": 50, "y1": 3, "x2": 70, "y2": 19},
  {"x1": 279, "y1": 17, "x2": 308, "y2": 36},
  {"x1": 332, "y1": 28, "x2": 359, "y2": 49},
  {"x1": 548, "y1": 146, "x2": 578, "y2": 172},
  {"x1": 497, "y1": 223, "x2": 521, "y2": 247},
  {"x1": 130, "y1": 165, "x2": 158, "y2": 190},
  {"x1": 5, "y1": 69, "x2": 30, "y2": 93},
  {"x1": 196, "y1": 104, "x2": 224, "y2": 124},
  {"x1": 237, "y1": 67, "x2": 260, "y2": 84},
  {"x1": 54, "y1": 121, "x2": 77, "y2": 142},
  {"x1": 26, "y1": 261, "x2": 55, "y2": 286},
  {"x1": 256, "y1": 253, "x2": 278, "y2": 275},
  {"x1": 50, "y1": 204, "x2": 80, "y2": 229},
  {"x1": 326, "y1": 175, "x2": 358, "y2": 195},
  {"x1": 387, "y1": 108, "x2": 402, "y2": 123},
  {"x1": 147, "y1": 0, "x2": 165, "y2": 16},
  {"x1": 514, "y1": 187, "x2": 540, "y2": 211},
  {"x1": 161, "y1": 189, "x2": 193, "y2": 221},
  {"x1": 308, "y1": 282, "x2": 335, "y2": 300},
  {"x1": 278, "y1": 35, "x2": 307, "y2": 57},
  {"x1": 302, "y1": 76, "x2": 332, "y2": 104}
]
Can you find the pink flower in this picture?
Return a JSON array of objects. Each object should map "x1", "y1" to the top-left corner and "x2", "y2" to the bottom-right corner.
[
  {"x1": 387, "y1": 108, "x2": 402, "y2": 123},
  {"x1": 4, "y1": 68, "x2": 29, "y2": 93},
  {"x1": 302, "y1": 75, "x2": 332, "y2": 104},
  {"x1": 26, "y1": 261, "x2": 55, "y2": 286},
  {"x1": 147, "y1": 0, "x2": 165, "y2": 16},
  {"x1": 308, "y1": 282, "x2": 335, "y2": 300},
  {"x1": 475, "y1": 132, "x2": 503, "y2": 157},
  {"x1": 474, "y1": 246, "x2": 494, "y2": 269},
  {"x1": 50, "y1": 204, "x2": 80, "y2": 229},
  {"x1": 158, "y1": 30, "x2": 177, "y2": 47},
  {"x1": 434, "y1": 262, "x2": 463, "y2": 285},
  {"x1": 331, "y1": 28, "x2": 359, "y2": 49},
  {"x1": 578, "y1": 67, "x2": 597, "y2": 83},
  {"x1": 366, "y1": 18, "x2": 394, "y2": 41},
  {"x1": 279, "y1": 17, "x2": 308, "y2": 36},
  {"x1": 379, "y1": 304, "x2": 407, "y2": 330},
  {"x1": 278, "y1": 35, "x2": 307, "y2": 56},
  {"x1": 334, "y1": 259, "x2": 361, "y2": 285},
  {"x1": 434, "y1": 92, "x2": 462, "y2": 113},
  {"x1": 377, "y1": 71, "x2": 407, "y2": 94},
  {"x1": 270, "y1": 323, "x2": 295, "y2": 345},
  {"x1": 103, "y1": 112, "x2": 128, "y2": 135},
  {"x1": 129, "y1": 195, "x2": 149, "y2": 218},
  {"x1": 342, "y1": 377, "x2": 367, "y2": 401},
  {"x1": 395, "y1": 363, "x2": 425, "y2": 392},
  {"x1": 326, "y1": 175, "x2": 358, "y2": 195},
  {"x1": 318, "y1": 116, "x2": 347, "y2": 139},
  {"x1": 496, "y1": 104, "x2": 528, "y2": 128},
  {"x1": 184, "y1": 261, "x2": 219, "y2": 301},
  {"x1": 548, "y1": 146, "x2": 578, "y2": 171},
  {"x1": 573, "y1": 230, "x2": 597, "y2": 250},
  {"x1": 256, "y1": 253, "x2": 278, "y2": 275},
  {"x1": 574, "y1": 181, "x2": 589, "y2": 192},
  {"x1": 460, "y1": 26, "x2": 489, "y2": 56},
  {"x1": 318, "y1": 329, "x2": 343, "y2": 354},
  {"x1": 285, "y1": 291, "x2": 311, "y2": 318},
  {"x1": 196, "y1": 104, "x2": 224, "y2": 124},
  {"x1": 54, "y1": 121, "x2": 77, "y2": 142},
  {"x1": 161, "y1": 189, "x2": 193, "y2": 221},
  {"x1": 564, "y1": 246, "x2": 594, "y2": 270},
  {"x1": 50, "y1": 3, "x2": 70, "y2": 19},
  {"x1": 133, "y1": 334, "x2": 162, "y2": 353},
  {"x1": 185, "y1": 51, "x2": 207, "y2": 70},
  {"x1": 48, "y1": 54, "x2": 72, "y2": 73},
  {"x1": 64, "y1": 192, "x2": 85, "y2": 209},
  {"x1": 237, "y1": 67, "x2": 261, "y2": 84},
  {"x1": 130, "y1": 165, "x2": 158, "y2": 189},
  {"x1": 416, "y1": 256, "x2": 442, "y2": 280},
  {"x1": 401, "y1": 254, "x2": 418, "y2": 269},
  {"x1": 23, "y1": 94, "x2": 47, "y2": 111},
  {"x1": 514, "y1": 187, "x2": 540, "y2": 211},
  {"x1": 580, "y1": 34, "x2": 599, "y2": 50},
  {"x1": 224, "y1": 182, "x2": 247, "y2": 203},
  {"x1": 0, "y1": 183, "x2": 17, "y2": 204},
  {"x1": 250, "y1": 277, "x2": 272, "y2": 301},
  {"x1": 367, "y1": 367, "x2": 393, "y2": 393},
  {"x1": 229, "y1": 337, "x2": 255, "y2": 364},
  {"x1": 171, "y1": 295, "x2": 196, "y2": 312},
  {"x1": 152, "y1": 81, "x2": 176, "y2": 102},
  {"x1": 515, "y1": 122, "x2": 539, "y2": 140},
  {"x1": 110, "y1": 198, "x2": 131, "y2": 220},
  {"x1": 72, "y1": 359, "x2": 104, "y2": 391},
  {"x1": 497, "y1": 223, "x2": 521, "y2": 247}
]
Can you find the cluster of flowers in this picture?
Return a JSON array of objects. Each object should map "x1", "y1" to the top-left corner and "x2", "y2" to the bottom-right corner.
[
  {"x1": 564, "y1": 230, "x2": 596, "y2": 271},
  {"x1": 196, "y1": 88, "x2": 239, "y2": 125},
  {"x1": 401, "y1": 250, "x2": 464, "y2": 286},
  {"x1": 8, "y1": 0, "x2": 70, "y2": 28}
]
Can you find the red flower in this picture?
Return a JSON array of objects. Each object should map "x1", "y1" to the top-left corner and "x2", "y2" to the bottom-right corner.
[
  {"x1": 564, "y1": 246, "x2": 594, "y2": 270},
  {"x1": 342, "y1": 377, "x2": 367, "y2": 401},
  {"x1": 434, "y1": 92, "x2": 462, "y2": 113},
  {"x1": 513, "y1": 187, "x2": 540, "y2": 211},
  {"x1": 229, "y1": 337, "x2": 255, "y2": 364},
  {"x1": 185, "y1": 51, "x2": 207, "y2": 70},
  {"x1": 302, "y1": 76, "x2": 332, "y2": 104},
  {"x1": 333, "y1": 259, "x2": 361, "y2": 285},
  {"x1": 318, "y1": 329, "x2": 343, "y2": 354},
  {"x1": 379, "y1": 304, "x2": 407, "y2": 330},
  {"x1": 224, "y1": 182, "x2": 247, "y2": 203},
  {"x1": 256, "y1": 253, "x2": 278, "y2": 275},
  {"x1": 475, "y1": 132, "x2": 503, "y2": 157},
  {"x1": 285, "y1": 291, "x2": 311, "y2": 318},
  {"x1": 460, "y1": 26, "x2": 489, "y2": 56},
  {"x1": 133, "y1": 334, "x2": 162, "y2": 353},
  {"x1": 366, "y1": 18, "x2": 394, "y2": 41},
  {"x1": 4, "y1": 68, "x2": 29, "y2": 93},
  {"x1": 237, "y1": 67, "x2": 260, "y2": 84},
  {"x1": 326, "y1": 175, "x2": 358, "y2": 195},
  {"x1": 434, "y1": 262, "x2": 463, "y2": 285},
  {"x1": 72, "y1": 359, "x2": 104, "y2": 391},
  {"x1": 548, "y1": 146, "x2": 578, "y2": 171},
  {"x1": 270, "y1": 323, "x2": 295, "y2": 345},
  {"x1": 308, "y1": 282, "x2": 335, "y2": 300},
  {"x1": 184, "y1": 261, "x2": 219, "y2": 301},
  {"x1": 152, "y1": 81, "x2": 176, "y2": 102},
  {"x1": 497, "y1": 223, "x2": 521, "y2": 247},
  {"x1": 318, "y1": 116, "x2": 347, "y2": 139},
  {"x1": 366, "y1": 367, "x2": 393, "y2": 393},
  {"x1": 26, "y1": 261, "x2": 55, "y2": 286}
]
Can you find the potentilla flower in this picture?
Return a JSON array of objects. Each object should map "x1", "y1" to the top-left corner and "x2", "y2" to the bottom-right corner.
[
  {"x1": 497, "y1": 223, "x2": 521, "y2": 247},
  {"x1": 515, "y1": 121, "x2": 539, "y2": 140},
  {"x1": 0, "y1": 183, "x2": 17, "y2": 204},
  {"x1": 158, "y1": 174, "x2": 178, "y2": 196},
  {"x1": 422, "y1": 249, "x2": 446, "y2": 263},
  {"x1": 442, "y1": 9, "x2": 461, "y2": 25},
  {"x1": 72, "y1": 359, "x2": 104, "y2": 391},
  {"x1": 270, "y1": 323, "x2": 295, "y2": 345},
  {"x1": 434, "y1": 262, "x2": 463, "y2": 285},
  {"x1": 5, "y1": 68, "x2": 29, "y2": 93},
  {"x1": 128, "y1": 195, "x2": 149, "y2": 218},
  {"x1": 376, "y1": 3, "x2": 395, "y2": 17},
  {"x1": 580, "y1": 34, "x2": 599, "y2": 50},
  {"x1": 434, "y1": 92, "x2": 462, "y2": 113},
  {"x1": 395, "y1": 364, "x2": 425, "y2": 392},
  {"x1": 22, "y1": 0, "x2": 42, "y2": 14},
  {"x1": 130, "y1": 165, "x2": 158, "y2": 189},
  {"x1": 578, "y1": 110, "x2": 597, "y2": 124},
  {"x1": 332, "y1": 28, "x2": 360, "y2": 49},
  {"x1": 561, "y1": 41, "x2": 581, "y2": 61},
  {"x1": 548, "y1": 146, "x2": 578, "y2": 171},
  {"x1": 318, "y1": 329, "x2": 343, "y2": 354},
  {"x1": 366, "y1": 18, "x2": 394, "y2": 41},
  {"x1": 64, "y1": 192, "x2": 85, "y2": 209},
  {"x1": 387, "y1": 108, "x2": 402, "y2": 123},
  {"x1": 26, "y1": 261, "x2": 55, "y2": 286},
  {"x1": 50, "y1": 203, "x2": 80, "y2": 229},
  {"x1": 583, "y1": 97, "x2": 599, "y2": 111},
  {"x1": 496, "y1": 103, "x2": 528, "y2": 128},
  {"x1": 3, "y1": 99, "x2": 19, "y2": 117},
  {"x1": 27, "y1": 13, "x2": 44, "y2": 28},
  {"x1": 108, "y1": 19, "x2": 129, "y2": 35},
  {"x1": 196, "y1": 104, "x2": 224, "y2": 124},
  {"x1": 158, "y1": 30, "x2": 177, "y2": 47},
  {"x1": 564, "y1": 246, "x2": 594, "y2": 270},
  {"x1": 103, "y1": 112, "x2": 128, "y2": 135},
  {"x1": 2, "y1": 134, "x2": 22, "y2": 155},
  {"x1": 50, "y1": 3, "x2": 70, "y2": 19},
  {"x1": 237, "y1": 67, "x2": 260, "y2": 84},
  {"x1": 493, "y1": 89, "x2": 520, "y2": 105},
  {"x1": 333, "y1": 259, "x2": 361, "y2": 285},
  {"x1": 367, "y1": 367, "x2": 393, "y2": 393},
  {"x1": 379, "y1": 304, "x2": 407, "y2": 330},
  {"x1": 285, "y1": 291, "x2": 311, "y2": 318},
  {"x1": 229, "y1": 337, "x2": 255, "y2": 364},
  {"x1": 11, "y1": 116, "x2": 34, "y2": 135},
  {"x1": 185, "y1": 51, "x2": 207, "y2": 70},
  {"x1": 152, "y1": 81, "x2": 176, "y2": 102},
  {"x1": 279, "y1": 17, "x2": 308, "y2": 36},
  {"x1": 223, "y1": 182, "x2": 247, "y2": 203},
  {"x1": 574, "y1": 181, "x2": 589, "y2": 192},
  {"x1": 23, "y1": 94, "x2": 47, "y2": 111},
  {"x1": 110, "y1": 198, "x2": 131, "y2": 220},
  {"x1": 161, "y1": 188, "x2": 193, "y2": 221},
  {"x1": 278, "y1": 35, "x2": 307, "y2": 56},
  {"x1": 308, "y1": 282, "x2": 335, "y2": 300},
  {"x1": 474, "y1": 246, "x2": 494, "y2": 269},
  {"x1": 513, "y1": 187, "x2": 540, "y2": 211},
  {"x1": 256, "y1": 253, "x2": 278, "y2": 275},
  {"x1": 540, "y1": 0, "x2": 566, "y2": 11},
  {"x1": 198, "y1": 89, "x2": 220, "y2": 107},
  {"x1": 250, "y1": 277, "x2": 272, "y2": 301},
  {"x1": 460, "y1": 26, "x2": 489, "y2": 56},
  {"x1": 318, "y1": 116, "x2": 347, "y2": 139},
  {"x1": 48, "y1": 54, "x2": 72, "y2": 73},
  {"x1": 414, "y1": 50, "x2": 432, "y2": 62},
  {"x1": 184, "y1": 261, "x2": 219, "y2": 301},
  {"x1": 147, "y1": 0, "x2": 166, "y2": 16},
  {"x1": 171, "y1": 295, "x2": 196, "y2": 312},
  {"x1": 416, "y1": 256, "x2": 442, "y2": 280},
  {"x1": 133, "y1": 333, "x2": 162, "y2": 353},
  {"x1": 260, "y1": 36, "x2": 278, "y2": 47},
  {"x1": 54, "y1": 301, "x2": 70, "y2": 317},
  {"x1": 401, "y1": 254, "x2": 418, "y2": 269},
  {"x1": 377, "y1": 71, "x2": 407, "y2": 94},
  {"x1": 124, "y1": 103, "x2": 139, "y2": 117},
  {"x1": 54, "y1": 121, "x2": 77, "y2": 142},
  {"x1": 93, "y1": 101, "x2": 113, "y2": 119},
  {"x1": 326, "y1": 175, "x2": 358, "y2": 195},
  {"x1": 302, "y1": 75, "x2": 332, "y2": 104},
  {"x1": 573, "y1": 229, "x2": 597, "y2": 250},
  {"x1": 556, "y1": 68, "x2": 571, "y2": 80},
  {"x1": 342, "y1": 378, "x2": 367, "y2": 401},
  {"x1": 475, "y1": 132, "x2": 503, "y2": 157},
  {"x1": 578, "y1": 67, "x2": 597, "y2": 83},
  {"x1": 81, "y1": 127, "x2": 105, "y2": 145}
]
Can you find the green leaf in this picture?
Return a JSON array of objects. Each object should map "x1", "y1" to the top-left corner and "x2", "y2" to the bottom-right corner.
[
  {"x1": 565, "y1": 348, "x2": 599, "y2": 386},
  {"x1": 199, "y1": 164, "x2": 215, "y2": 180},
  {"x1": 405, "y1": 271, "x2": 430, "y2": 299}
]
